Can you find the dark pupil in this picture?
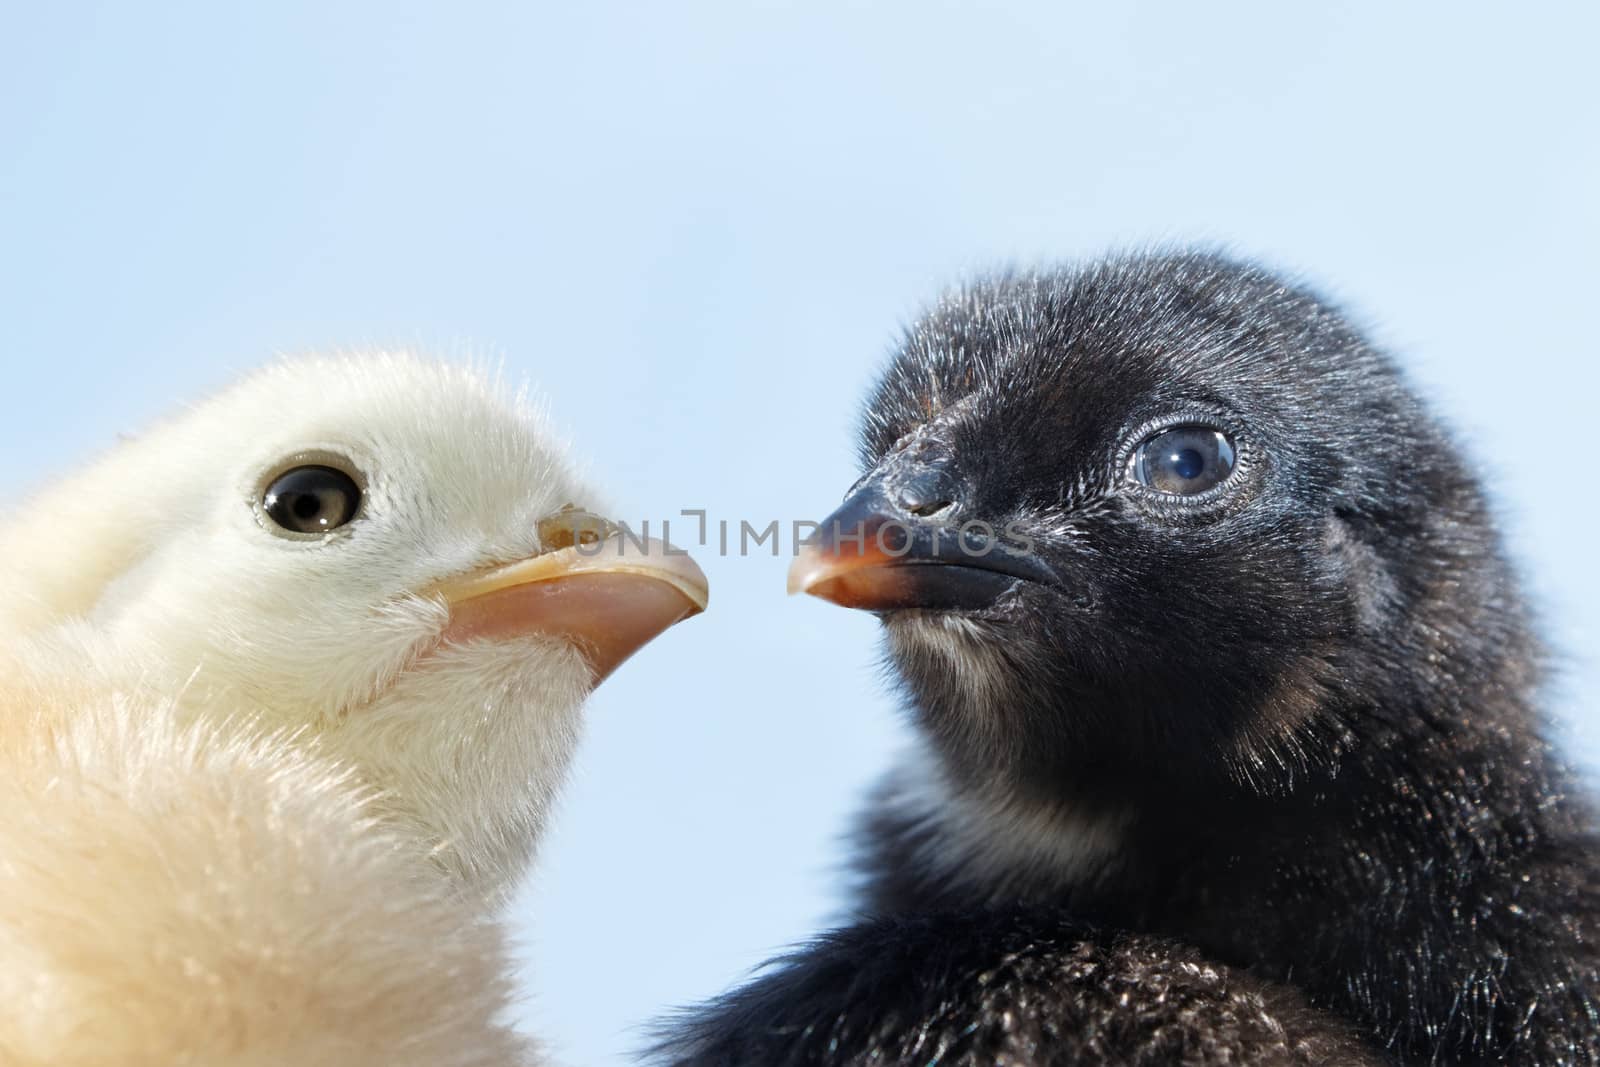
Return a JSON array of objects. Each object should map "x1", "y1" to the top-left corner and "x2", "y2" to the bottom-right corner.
[
  {"x1": 1171, "y1": 447, "x2": 1205, "y2": 480},
  {"x1": 263, "y1": 465, "x2": 362, "y2": 533},
  {"x1": 1135, "y1": 427, "x2": 1236, "y2": 495}
]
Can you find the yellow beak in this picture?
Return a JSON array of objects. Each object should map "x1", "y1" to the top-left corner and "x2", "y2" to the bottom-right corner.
[{"x1": 428, "y1": 527, "x2": 708, "y2": 685}]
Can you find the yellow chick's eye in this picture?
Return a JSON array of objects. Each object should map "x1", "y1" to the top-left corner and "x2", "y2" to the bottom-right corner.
[{"x1": 262, "y1": 465, "x2": 363, "y2": 534}]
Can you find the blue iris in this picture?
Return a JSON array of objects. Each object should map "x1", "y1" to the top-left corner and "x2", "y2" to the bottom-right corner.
[{"x1": 1131, "y1": 426, "x2": 1237, "y2": 496}]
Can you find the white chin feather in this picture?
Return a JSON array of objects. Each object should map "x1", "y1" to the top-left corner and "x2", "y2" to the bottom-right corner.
[
  {"x1": 882, "y1": 616, "x2": 1130, "y2": 894},
  {"x1": 885, "y1": 611, "x2": 1018, "y2": 712},
  {"x1": 883, "y1": 739, "x2": 1130, "y2": 896}
]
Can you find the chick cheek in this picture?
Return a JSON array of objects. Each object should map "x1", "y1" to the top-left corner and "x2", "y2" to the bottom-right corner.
[{"x1": 439, "y1": 572, "x2": 702, "y2": 684}]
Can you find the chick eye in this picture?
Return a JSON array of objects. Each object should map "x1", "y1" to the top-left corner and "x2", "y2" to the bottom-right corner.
[
  {"x1": 1130, "y1": 426, "x2": 1236, "y2": 495},
  {"x1": 262, "y1": 465, "x2": 362, "y2": 534}
]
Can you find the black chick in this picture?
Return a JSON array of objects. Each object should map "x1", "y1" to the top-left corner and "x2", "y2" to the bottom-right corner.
[{"x1": 657, "y1": 253, "x2": 1600, "y2": 1066}]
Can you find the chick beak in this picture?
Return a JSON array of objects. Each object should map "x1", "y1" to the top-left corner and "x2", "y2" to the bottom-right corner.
[
  {"x1": 430, "y1": 524, "x2": 708, "y2": 685},
  {"x1": 787, "y1": 464, "x2": 1052, "y2": 612}
]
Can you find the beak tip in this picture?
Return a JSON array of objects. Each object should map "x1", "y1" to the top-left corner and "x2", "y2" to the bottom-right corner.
[{"x1": 786, "y1": 546, "x2": 827, "y2": 597}]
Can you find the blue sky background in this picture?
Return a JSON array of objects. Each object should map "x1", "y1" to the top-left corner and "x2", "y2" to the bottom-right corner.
[{"x1": 3, "y1": 4, "x2": 1596, "y2": 1063}]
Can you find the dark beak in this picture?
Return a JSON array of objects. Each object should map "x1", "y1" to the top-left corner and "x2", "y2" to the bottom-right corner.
[{"x1": 787, "y1": 457, "x2": 1053, "y2": 612}]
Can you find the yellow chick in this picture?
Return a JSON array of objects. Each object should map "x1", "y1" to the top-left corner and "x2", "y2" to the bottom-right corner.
[{"x1": 0, "y1": 354, "x2": 707, "y2": 1065}]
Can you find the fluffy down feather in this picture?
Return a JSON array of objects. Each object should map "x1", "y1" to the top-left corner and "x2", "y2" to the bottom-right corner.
[{"x1": 0, "y1": 660, "x2": 534, "y2": 1066}]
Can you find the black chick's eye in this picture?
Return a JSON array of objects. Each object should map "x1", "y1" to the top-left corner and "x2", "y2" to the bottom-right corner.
[
  {"x1": 262, "y1": 465, "x2": 363, "y2": 534},
  {"x1": 1130, "y1": 426, "x2": 1237, "y2": 496}
]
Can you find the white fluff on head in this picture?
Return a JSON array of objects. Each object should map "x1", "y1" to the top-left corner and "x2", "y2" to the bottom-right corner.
[{"x1": 0, "y1": 353, "x2": 614, "y2": 1063}]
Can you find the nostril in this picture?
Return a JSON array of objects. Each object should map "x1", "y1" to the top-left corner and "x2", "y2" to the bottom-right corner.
[
  {"x1": 889, "y1": 463, "x2": 960, "y2": 521},
  {"x1": 894, "y1": 467, "x2": 961, "y2": 518},
  {"x1": 905, "y1": 497, "x2": 955, "y2": 518}
]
